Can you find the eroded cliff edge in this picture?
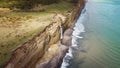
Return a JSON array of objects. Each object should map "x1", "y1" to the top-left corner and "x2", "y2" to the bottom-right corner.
[{"x1": 5, "y1": 0, "x2": 85, "y2": 68}]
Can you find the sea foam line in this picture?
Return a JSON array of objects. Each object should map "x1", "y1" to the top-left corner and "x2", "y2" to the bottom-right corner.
[{"x1": 60, "y1": 7, "x2": 87, "y2": 68}]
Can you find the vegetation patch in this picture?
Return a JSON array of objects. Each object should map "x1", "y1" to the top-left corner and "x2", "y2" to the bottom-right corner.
[{"x1": 0, "y1": 0, "x2": 74, "y2": 66}]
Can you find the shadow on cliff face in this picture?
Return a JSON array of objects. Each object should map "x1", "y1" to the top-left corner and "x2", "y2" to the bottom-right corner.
[
  {"x1": 4, "y1": 0, "x2": 85, "y2": 68},
  {"x1": 62, "y1": 27, "x2": 74, "y2": 46}
]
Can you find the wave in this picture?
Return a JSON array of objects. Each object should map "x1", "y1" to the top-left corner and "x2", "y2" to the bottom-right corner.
[{"x1": 60, "y1": 7, "x2": 87, "y2": 68}]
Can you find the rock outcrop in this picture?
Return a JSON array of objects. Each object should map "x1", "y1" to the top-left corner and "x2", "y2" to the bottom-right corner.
[{"x1": 5, "y1": 0, "x2": 85, "y2": 68}]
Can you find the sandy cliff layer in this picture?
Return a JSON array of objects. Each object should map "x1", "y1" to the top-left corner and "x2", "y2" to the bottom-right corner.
[{"x1": 5, "y1": 0, "x2": 85, "y2": 68}]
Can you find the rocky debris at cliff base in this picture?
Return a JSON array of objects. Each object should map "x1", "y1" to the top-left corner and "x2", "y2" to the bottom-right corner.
[
  {"x1": 36, "y1": 27, "x2": 74, "y2": 68},
  {"x1": 62, "y1": 28, "x2": 73, "y2": 46},
  {"x1": 4, "y1": 0, "x2": 85, "y2": 67},
  {"x1": 36, "y1": 44, "x2": 68, "y2": 68}
]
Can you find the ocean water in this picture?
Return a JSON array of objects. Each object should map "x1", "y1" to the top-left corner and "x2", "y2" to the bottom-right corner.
[{"x1": 61, "y1": 0, "x2": 120, "y2": 68}]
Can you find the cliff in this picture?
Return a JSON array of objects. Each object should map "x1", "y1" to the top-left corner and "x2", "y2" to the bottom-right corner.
[{"x1": 5, "y1": 0, "x2": 85, "y2": 68}]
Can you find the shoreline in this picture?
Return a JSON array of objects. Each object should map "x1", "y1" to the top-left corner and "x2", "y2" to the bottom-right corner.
[
  {"x1": 60, "y1": 5, "x2": 87, "y2": 68},
  {"x1": 4, "y1": 0, "x2": 86, "y2": 68},
  {"x1": 35, "y1": 0, "x2": 87, "y2": 67},
  {"x1": 34, "y1": 0, "x2": 86, "y2": 67}
]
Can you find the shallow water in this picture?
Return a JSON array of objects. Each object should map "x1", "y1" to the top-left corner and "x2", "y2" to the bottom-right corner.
[{"x1": 67, "y1": 0, "x2": 120, "y2": 68}]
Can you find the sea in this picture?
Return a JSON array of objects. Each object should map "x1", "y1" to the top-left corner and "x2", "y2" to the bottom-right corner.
[{"x1": 61, "y1": 0, "x2": 120, "y2": 68}]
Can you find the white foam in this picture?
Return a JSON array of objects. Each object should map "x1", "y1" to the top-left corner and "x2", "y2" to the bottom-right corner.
[
  {"x1": 61, "y1": 7, "x2": 87, "y2": 68},
  {"x1": 60, "y1": 47, "x2": 73, "y2": 68}
]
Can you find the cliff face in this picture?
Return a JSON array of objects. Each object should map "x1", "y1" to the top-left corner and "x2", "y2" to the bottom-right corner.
[{"x1": 5, "y1": 0, "x2": 85, "y2": 68}]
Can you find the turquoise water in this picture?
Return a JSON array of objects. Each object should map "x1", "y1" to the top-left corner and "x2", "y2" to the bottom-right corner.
[{"x1": 68, "y1": 0, "x2": 120, "y2": 68}]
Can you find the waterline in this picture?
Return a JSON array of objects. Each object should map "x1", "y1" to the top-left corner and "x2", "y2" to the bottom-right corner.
[
  {"x1": 60, "y1": 6, "x2": 87, "y2": 68},
  {"x1": 68, "y1": 0, "x2": 120, "y2": 68}
]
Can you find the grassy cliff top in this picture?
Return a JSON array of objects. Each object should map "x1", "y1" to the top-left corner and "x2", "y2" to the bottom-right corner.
[{"x1": 0, "y1": 1, "x2": 74, "y2": 66}]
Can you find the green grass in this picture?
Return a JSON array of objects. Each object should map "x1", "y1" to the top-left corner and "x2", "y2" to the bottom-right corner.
[
  {"x1": 0, "y1": 26, "x2": 45, "y2": 65},
  {"x1": 45, "y1": 1, "x2": 74, "y2": 13},
  {"x1": 0, "y1": 1, "x2": 74, "y2": 66}
]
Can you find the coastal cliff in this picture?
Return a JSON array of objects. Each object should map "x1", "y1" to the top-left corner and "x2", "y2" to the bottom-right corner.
[{"x1": 5, "y1": 0, "x2": 85, "y2": 68}]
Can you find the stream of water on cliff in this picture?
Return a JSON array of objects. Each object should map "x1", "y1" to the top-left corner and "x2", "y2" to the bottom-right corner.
[{"x1": 62, "y1": 0, "x2": 120, "y2": 68}]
